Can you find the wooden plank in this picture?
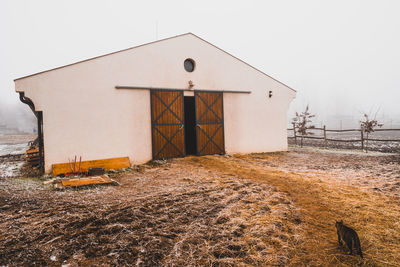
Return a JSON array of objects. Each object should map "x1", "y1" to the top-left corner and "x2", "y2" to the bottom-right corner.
[
  {"x1": 365, "y1": 138, "x2": 400, "y2": 142},
  {"x1": 52, "y1": 157, "x2": 130, "y2": 176},
  {"x1": 50, "y1": 175, "x2": 118, "y2": 188},
  {"x1": 60, "y1": 176, "x2": 113, "y2": 187},
  {"x1": 26, "y1": 148, "x2": 39, "y2": 154}
]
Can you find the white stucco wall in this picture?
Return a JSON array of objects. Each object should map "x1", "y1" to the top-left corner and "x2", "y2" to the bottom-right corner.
[{"x1": 15, "y1": 33, "x2": 296, "y2": 173}]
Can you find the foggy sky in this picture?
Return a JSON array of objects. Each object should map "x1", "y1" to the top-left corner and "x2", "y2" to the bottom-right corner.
[{"x1": 1, "y1": 0, "x2": 399, "y2": 130}]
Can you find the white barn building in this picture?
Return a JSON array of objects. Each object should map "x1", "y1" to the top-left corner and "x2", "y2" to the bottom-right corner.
[{"x1": 15, "y1": 33, "x2": 296, "y2": 174}]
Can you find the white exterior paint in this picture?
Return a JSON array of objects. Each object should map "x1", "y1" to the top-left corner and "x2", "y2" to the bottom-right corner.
[{"x1": 15, "y1": 33, "x2": 296, "y2": 173}]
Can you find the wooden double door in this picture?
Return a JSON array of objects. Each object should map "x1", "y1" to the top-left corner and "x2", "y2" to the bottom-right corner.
[{"x1": 151, "y1": 90, "x2": 225, "y2": 160}]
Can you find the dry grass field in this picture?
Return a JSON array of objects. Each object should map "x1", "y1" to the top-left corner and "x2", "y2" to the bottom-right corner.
[{"x1": 1, "y1": 147, "x2": 399, "y2": 266}]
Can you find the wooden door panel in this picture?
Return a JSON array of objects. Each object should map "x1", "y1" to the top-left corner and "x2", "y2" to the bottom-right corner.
[
  {"x1": 195, "y1": 91, "x2": 225, "y2": 156},
  {"x1": 151, "y1": 90, "x2": 185, "y2": 159},
  {"x1": 151, "y1": 91, "x2": 183, "y2": 124},
  {"x1": 196, "y1": 124, "x2": 224, "y2": 155},
  {"x1": 196, "y1": 92, "x2": 223, "y2": 123}
]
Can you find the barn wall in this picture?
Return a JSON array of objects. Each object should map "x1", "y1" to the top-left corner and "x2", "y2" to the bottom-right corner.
[{"x1": 15, "y1": 34, "x2": 295, "y2": 173}]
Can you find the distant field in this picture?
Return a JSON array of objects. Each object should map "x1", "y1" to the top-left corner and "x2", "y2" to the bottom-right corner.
[{"x1": 0, "y1": 133, "x2": 36, "y2": 156}]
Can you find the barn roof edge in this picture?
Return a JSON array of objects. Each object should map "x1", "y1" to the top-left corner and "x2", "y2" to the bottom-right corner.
[{"x1": 14, "y1": 32, "x2": 296, "y2": 92}]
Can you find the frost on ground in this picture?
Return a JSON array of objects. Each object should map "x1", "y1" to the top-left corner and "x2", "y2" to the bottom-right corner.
[
  {"x1": 0, "y1": 161, "x2": 24, "y2": 177},
  {"x1": 251, "y1": 146, "x2": 400, "y2": 201},
  {"x1": 0, "y1": 133, "x2": 37, "y2": 178},
  {"x1": 1, "y1": 147, "x2": 399, "y2": 266},
  {"x1": 0, "y1": 160, "x2": 301, "y2": 266}
]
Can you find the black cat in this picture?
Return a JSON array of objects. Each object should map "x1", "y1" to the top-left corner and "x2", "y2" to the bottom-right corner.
[{"x1": 335, "y1": 220, "x2": 363, "y2": 258}]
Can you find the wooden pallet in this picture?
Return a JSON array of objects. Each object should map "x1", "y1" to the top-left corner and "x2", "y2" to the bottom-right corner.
[{"x1": 26, "y1": 148, "x2": 39, "y2": 166}]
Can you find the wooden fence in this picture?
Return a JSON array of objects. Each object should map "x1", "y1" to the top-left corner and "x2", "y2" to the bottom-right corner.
[{"x1": 287, "y1": 124, "x2": 400, "y2": 150}]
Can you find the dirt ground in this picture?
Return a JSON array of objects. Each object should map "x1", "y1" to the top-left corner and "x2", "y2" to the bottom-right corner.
[
  {"x1": 0, "y1": 133, "x2": 37, "y2": 177},
  {"x1": 1, "y1": 147, "x2": 400, "y2": 266},
  {"x1": 254, "y1": 146, "x2": 400, "y2": 202}
]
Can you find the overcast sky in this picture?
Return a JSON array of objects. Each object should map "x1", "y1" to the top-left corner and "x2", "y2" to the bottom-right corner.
[{"x1": 1, "y1": 0, "x2": 399, "y2": 129}]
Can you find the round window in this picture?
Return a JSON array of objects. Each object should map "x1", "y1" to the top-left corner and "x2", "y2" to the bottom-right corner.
[{"x1": 184, "y1": 58, "x2": 195, "y2": 72}]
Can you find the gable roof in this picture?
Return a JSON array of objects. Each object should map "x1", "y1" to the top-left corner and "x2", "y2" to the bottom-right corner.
[{"x1": 14, "y1": 33, "x2": 295, "y2": 92}]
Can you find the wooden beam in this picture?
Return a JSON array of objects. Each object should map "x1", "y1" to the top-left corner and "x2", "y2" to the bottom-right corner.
[{"x1": 52, "y1": 157, "x2": 130, "y2": 176}]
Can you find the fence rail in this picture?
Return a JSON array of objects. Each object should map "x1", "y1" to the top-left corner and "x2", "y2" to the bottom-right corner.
[
  {"x1": 288, "y1": 124, "x2": 400, "y2": 151},
  {"x1": 325, "y1": 129, "x2": 361, "y2": 132},
  {"x1": 373, "y1": 128, "x2": 400, "y2": 132}
]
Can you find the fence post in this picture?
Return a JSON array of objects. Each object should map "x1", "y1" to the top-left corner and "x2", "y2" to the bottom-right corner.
[
  {"x1": 323, "y1": 125, "x2": 327, "y2": 147},
  {"x1": 292, "y1": 123, "x2": 297, "y2": 145},
  {"x1": 360, "y1": 129, "x2": 364, "y2": 151}
]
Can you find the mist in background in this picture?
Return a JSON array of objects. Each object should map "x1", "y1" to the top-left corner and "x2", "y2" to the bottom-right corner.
[{"x1": 1, "y1": 0, "x2": 399, "y2": 133}]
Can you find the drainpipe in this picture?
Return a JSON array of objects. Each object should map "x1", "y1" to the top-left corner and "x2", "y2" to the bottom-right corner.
[
  {"x1": 19, "y1": 92, "x2": 44, "y2": 174},
  {"x1": 19, "y1": 92, "x2": 37, "y2": 117}
]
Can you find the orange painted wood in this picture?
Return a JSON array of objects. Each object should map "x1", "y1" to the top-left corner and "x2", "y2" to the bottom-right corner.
[
  {"x1": 26, "y1": 148, "x2": 40, "y2": 165},
  {"x1": 26, "y1": 148, "x2": 39, "y2": 154},
  {"x1": 58, "y1": 176, "x2": 113, "y2": 187},
  {"x1": 52, "y1": 157, "x2": 130, "y2": 176}
]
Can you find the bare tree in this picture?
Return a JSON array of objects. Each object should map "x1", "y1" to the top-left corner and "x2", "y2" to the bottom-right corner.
[
  {"x1": 292, "y1": 105, "x2": 315, "y2": 147},
  {"x1": 360, "y1": 113, "x2": 383, "y2": 152}
]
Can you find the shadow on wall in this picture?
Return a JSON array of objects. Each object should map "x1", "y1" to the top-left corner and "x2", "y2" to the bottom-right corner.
[{"x1": 0, "y1": 100, "x2": 36, "y2": 134}]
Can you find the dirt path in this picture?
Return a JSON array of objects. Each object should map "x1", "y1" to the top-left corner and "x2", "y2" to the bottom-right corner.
[{"x1": 182, "y1": 154, "x2": 400, "y2": 266}]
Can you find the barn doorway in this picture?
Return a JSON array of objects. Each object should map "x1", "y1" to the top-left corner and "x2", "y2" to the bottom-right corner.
[
  {"x1": 150, "y1": 90, "x2": 225, "y2": 160},
  {"x1": 184, "y1": 96, "x2": 197, "y2": 155}
]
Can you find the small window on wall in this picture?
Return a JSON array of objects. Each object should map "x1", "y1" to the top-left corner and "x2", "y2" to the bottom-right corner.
[{"x1": 184, "y1": 58, "x2": 195, "y2": 72}]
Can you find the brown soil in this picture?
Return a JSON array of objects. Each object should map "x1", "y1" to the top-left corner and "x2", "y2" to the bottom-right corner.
[
  {"x1": 0, "y1": 159, "x2": 300, "y2": 266},
  {"x1": 1, "y1": 148, "x2": 399, "y2": 266}
]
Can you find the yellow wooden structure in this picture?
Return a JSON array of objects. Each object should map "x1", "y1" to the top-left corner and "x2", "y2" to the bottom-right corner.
[
  {"x1": 52, "y1": 157, "x2": 130, "y2": 176},
  {"x1": 53, "y1": 175, "x2": 116, "y2": 188}
]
